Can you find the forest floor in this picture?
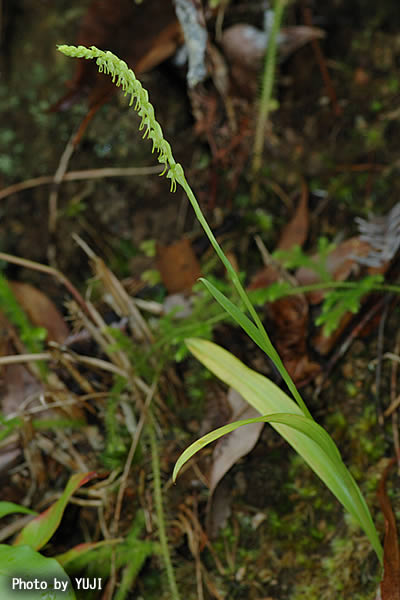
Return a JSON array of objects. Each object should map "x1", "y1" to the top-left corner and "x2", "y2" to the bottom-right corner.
[{"x1": 1, "y1": 1, "x2": 400, "y2": 599}]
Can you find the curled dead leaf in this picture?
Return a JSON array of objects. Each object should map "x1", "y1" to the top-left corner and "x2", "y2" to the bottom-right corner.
[
  {"x1": 378, "y1": 458, "x2": 400, "y2": 600},
  {"x1": 208, "y1": 388, "x2": 263, "y2": 496}
]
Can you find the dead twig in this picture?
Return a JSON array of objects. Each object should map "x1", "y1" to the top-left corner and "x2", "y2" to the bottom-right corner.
[
  {"x1": 375, "y1": 295, "x2": 390, "y2": 424},
  {"x1": 0, "y1": 349, "x2": 128, "y2": 378},
  {"x1": 314, "y1": 296, "x2": 387, "y2": 398},
  {"x1": 0, "y1": 166, "x2": 162, "y2": 201},
  {"x1": 301, "y1": 1, "x2": 342, "y2": 116},
  {"x1": 0, "y1": 252, "x2": 90, "y2": 316},
  {"x1": 111, "y1": 378, "x2": 158, "y2": 536}
]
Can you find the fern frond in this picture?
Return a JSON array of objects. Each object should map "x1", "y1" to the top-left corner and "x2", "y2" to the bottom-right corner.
[{"x1": 57, "y1": 45, "x2": 185, "y2": 192}]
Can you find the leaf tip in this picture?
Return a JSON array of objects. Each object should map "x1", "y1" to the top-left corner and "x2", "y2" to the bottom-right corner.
[{"x1": 172, "y1": 464, "x2": 180, "y2": 483}]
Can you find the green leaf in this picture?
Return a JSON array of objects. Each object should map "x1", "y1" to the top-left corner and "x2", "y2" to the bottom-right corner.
[
  {"x1": 200, "y1": 278, "x2": 270, "y2": 354},
  {"x1": 179, "y1": 338, "x2": 383, "y2": 564},
  {"x1": 13, "y1": 473, "x2": 97, "y2": 550},
  {"x1": 255, "y1": 280, "x2": 293, "y2": 302},
  {"x1": 0, "y1": 414, "x2": 22, "y2": 442},
  {"x1": 55, "y1": 512, "x2": 156, "y2": 596},
  {"x1": 174, "y1": 412, "x2": 344, "y2": 477},
  {"x1": 0, "y1": 544, "x2": 75, "y2": 599},
  {"x1": 0, "y1": 502, "x2": 37, "y2": 519},
  {"x1": 0, "y1": 273, "x2": 47, "y2": 376},
  {"x1": 200, "y1": 278, "x2": 311, "y2": 417}
]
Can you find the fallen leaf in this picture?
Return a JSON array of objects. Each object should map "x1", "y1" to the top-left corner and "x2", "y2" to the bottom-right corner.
[
  {"x1": 296, "y1": 237, "x2": 371, "y2": 304},
  {"x1": 277, "y1": 183, "x2": 309, "y2": 251},
  {"x1": 248, "y1": 264, "x2": 281, "y2": 292},
  {"x1": 378, "y1": 458, "x2": 400, "y2": 600},
  {"x1": 0, "y1": 445, "x2": 21, "y2": 477},
  {"x1": 208, "y1": 388, "x2": 263, "y2": 496},
  {"x1": 0, "y1": 305, "x2": 82, "y2": 478},
  {"x1": 10, "y1": 282, "x2": 69, "y2": 343},
  {"x1": 156, "y1": 238, "x2": 201, "y2": 293},
  {"x1": 206, "y1": 477, "x2": 232, "y2": 539},
  {"x1": 221, "y1": 23, "x2": 324, "y2": 97},
  {"x1": 354, "y1": 67, "x2": 370, "y2": 86},
  {"x1": 174, "y1": 0, "x2": 208, "y2": 88},
  {"x1": 1, "y1": 362, "x2": 43, "y2": 418},
  {"x1": 205, "y1": 387, "x2": 263, "y2": 537},
  {"x1": 267, "y1": 294, "x2": 320, "y2": 385}
]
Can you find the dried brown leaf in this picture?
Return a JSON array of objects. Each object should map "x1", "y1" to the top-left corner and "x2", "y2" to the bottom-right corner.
[
  {"x1": 378, "y1": 458, "x2": 400, "y2": 600},
  {"x1": 296, "y1": 237, "x2": 371, "y2": 304},
  {"x1": 156, "y1": 238, "x2": 201, "y2": 294},
  {"x1": 268, "y1": 294, "x2": 320, "y2": 385},
  {"x1": 208, "y1": 388, "x2": 263, "y2": 496},
  {"x1": 221, "y1": 23, "x2": 324, "y2": 97},
  {"x1": 10, "y1": 281, "x2": 69, "y2": 343},
  {"x1": 277, "y1": 184, "x2": 309, "y2": 251}
]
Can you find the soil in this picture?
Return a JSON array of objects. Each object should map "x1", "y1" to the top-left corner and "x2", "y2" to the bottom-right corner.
[{"x1": 1, "y1": 1, "x2": 400, "y2": 599}]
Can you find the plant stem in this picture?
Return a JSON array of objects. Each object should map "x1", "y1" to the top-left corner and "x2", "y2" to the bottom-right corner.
[
  {"x1": 148, "y1": 410, "x2": 180, "y2": 600},
  {"x1": 178, "y1": 176, "x2": 312, "y2": 418},
  {"x1": 274, "y1": 280, "x2": 400, "y2": 296},
  {"x1": 251, "y1": 0, "x2": 286, "y2": 201}
]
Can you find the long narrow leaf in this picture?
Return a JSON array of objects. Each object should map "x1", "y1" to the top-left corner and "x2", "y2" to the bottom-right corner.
[
  {"x1": 0, "y1": 502, "x2": 37, "y2": 519},
  {"x1": 174, "y1": 413, "x2": 343, "y2": 479},
  {"x1": 13, "y1": 472, "x2": 97, "y2": 550},
  {"x1": 182, "y1": 338, "x2": 383, "y2": 563},
  {"x1": 200, "y1": 278, "x2": 274, "y2": 357},
  {"x1": 200, "y1": 278, "x2": 311, "y2": 417}
]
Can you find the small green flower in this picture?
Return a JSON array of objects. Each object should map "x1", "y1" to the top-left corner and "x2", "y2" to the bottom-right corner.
[{"x1": 57, "y1": 45, "x2": 185, "y2": 191}]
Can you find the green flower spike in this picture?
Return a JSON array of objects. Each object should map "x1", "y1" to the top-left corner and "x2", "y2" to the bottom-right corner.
[{"x1": 57, "y1": 45, "x2": 185, "y2": 192}]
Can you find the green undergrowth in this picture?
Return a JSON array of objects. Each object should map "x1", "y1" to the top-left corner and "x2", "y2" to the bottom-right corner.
[
  {"x1": 201, "y1": 393, "x2": 385, "y2": 599},
  {"x1": 169, "y1": 336, "x2": 386, "y2": 600},
  {"x1": 2, "y1": 3, "x2": 398, "y2": 595},
  {"x1": 0, "y1": 271, "x2": 46, "y2": 356},
  {"x1": 63, "y1": 511, "x2": 157, "y2": 600}
]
